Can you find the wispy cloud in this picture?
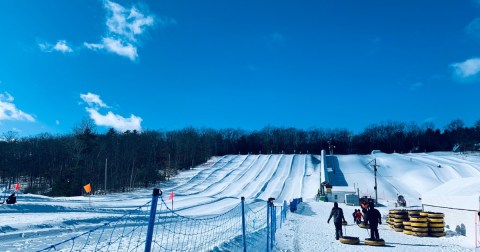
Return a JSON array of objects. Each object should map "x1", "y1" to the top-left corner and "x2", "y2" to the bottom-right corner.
[
  {"x1": 465, "y1": 18, "x2": 480, "y2": 39},
  {"x1": 80, "y1": 92, "x2": 142, "y2": 132},
  {"x1": 55, "y1": 120, "x2": 60, "y2": 125},
  {"x1": 80, "y1": 92, "x2": 109, "y2": 108},
  {"x1": 39, "y1": 40, "x2": 73, "y2": 53},
  {"x1": 410, "y1": 82, "x2": 424, "y2": 91},
  {"x1": 0, "y1": 92, "x2": 35, "y2": 122},
  {"x1": 271, "y1": 32, "x2": 285, "y2": 42},
  {"x1": 84, "y1": 0, "x2": 174, "y2": 61},
  {"x1": 450, "y1": 57, "x2": 480, "y2": 81}
]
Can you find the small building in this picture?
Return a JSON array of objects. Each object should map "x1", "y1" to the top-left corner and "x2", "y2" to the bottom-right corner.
[
  {"x1": 327, "y1": 186, "x2": 356, "y2": 204},
  {"x1": 421, "y1": 177, "x2": 480, "y2": 248}
]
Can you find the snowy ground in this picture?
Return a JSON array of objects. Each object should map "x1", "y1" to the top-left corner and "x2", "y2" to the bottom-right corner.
[
  {"x1": 1, "y1": 152, "x2": 480, "y2": 251},
  {"x1": 276, "y1": 200, "x2": 470, "y2": 251}
]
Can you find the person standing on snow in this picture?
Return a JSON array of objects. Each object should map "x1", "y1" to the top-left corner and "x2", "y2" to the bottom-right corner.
[
  {"x1": 366, "y1": 204, "x2": 382, "y2": 240},
  {"x1": 355, "y1": 209, "x2": 363, "y2": 224},
  {"x1": 327, "y1": 202, "x2": 347, "y2": 240}
]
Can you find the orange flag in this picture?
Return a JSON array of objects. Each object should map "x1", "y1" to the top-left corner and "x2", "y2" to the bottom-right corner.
[
  {"x1": 83, "y1": 183, "x2": 92, "y2": 193},
  {"x1": 14, "y1": 182, "x2": 20, "y2": 191},
  {"x1": 168, "y1": 191, "x2": 174, "y2": 200}
]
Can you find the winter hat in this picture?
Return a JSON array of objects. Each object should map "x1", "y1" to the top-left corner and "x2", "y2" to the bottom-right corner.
[{"x1": 333, "y1": 202, "x2": 338, "y2": 208}]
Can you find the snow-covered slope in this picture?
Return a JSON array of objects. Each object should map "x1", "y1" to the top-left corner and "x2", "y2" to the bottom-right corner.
[{"x1": 1, "y1": 152, "x2": 480, "y2": 251}]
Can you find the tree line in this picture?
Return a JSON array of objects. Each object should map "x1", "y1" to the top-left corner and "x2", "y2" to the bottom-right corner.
[{"x1": 1, "y1": 119, "x2": 479, "y2": 196}]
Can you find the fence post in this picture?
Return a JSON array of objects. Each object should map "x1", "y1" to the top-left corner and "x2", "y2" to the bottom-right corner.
[
  {"x1": 145, "y1": 188, "x2": 161, "y2": 252},
  {"x1": 241, "y1": 197, "x2": 247, "y2": 252},
  {"x1": 268, "y1": 198, "x2": 275, "y2": 251},
  {"x1": 266, "y1": 200, "x2": 270, "y2": 252}
]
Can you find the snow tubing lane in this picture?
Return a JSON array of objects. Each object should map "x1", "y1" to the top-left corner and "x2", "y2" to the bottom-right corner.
[
  {"x1": 429, "y1": 222, "x2": 445, "y2": 228},
  {"x1": 430, "y1": 232, "x2": 446, "y2": 237},
  {"x1": 428, "y1": 212, "x2": 444, "y2": 218},
  {"x1": 358, "y1": 223, "x2": 370, "y2": 229},
  {"x1": 410, "y1": 222, "x2": 428, "y2": 227},
  {"x1": 365, "y1": 238, "x2": 385, "y2": 246},
  {"x1": 339, "y1": 236, "x2": 360, "y2": 245}
]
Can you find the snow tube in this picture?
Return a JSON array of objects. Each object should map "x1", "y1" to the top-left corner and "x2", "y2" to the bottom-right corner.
[
  {"x1": 403, "y1": 230, "x2": 412, "y2": 235},
  {"x1": 403, "y1": 221, "x2": 411, "y2": 226},
  {"x1": 409, "y1": 216, "x2": 428, "y2": 222},
  {"x1": 410, "y1": 222, "x2": 428, "y2": 227},
  {"x1": 358, "y1": 223, "x2": 370, "y2": 229},
  {"x1": 412, "y1": 231, "x2": 429, "y2": 237},
  {"x1": 389, "y1": 210, "x2": 402, "y2": 214},
  {"x1": 364, "y1": 238, "x2": 385, "y2": 246},
  {"x1": 429, "y1": 222, "x2": 445, "y2": 228},
  {"x1": 430, "y1": 232, "x2": 446, "y2": 237},
  {"x1": 419, "y1": 212, "x2": 429, "y2": 217},
  {"x1": 394, "y1": 214, "x2": 407, "y2": 219},
  {"x1": 403, "y1": 225, "x2": 412, "y2": 230},
  {"x1": 394, "y1": 227, "x2": 404, "y2": 232},
  {"x1": 428, "y1": 212, "x2": 444, "y2": 218},
  {"x1": 394, "y1": 219, "x2": 404, "y2": 223},
  {"x1": 339, "y1": 236, "x2": 360, "y2": 245},
  {"x1": 411, "y1": 227, "x2": 428, "y2": 232},
  {"x1": 429, "y1": 227, "x2": 444, "y2": 232},
  {"x1": 428, "y1": 217, "x2": 444, "y2": 223},
  {"x1": 342, "y1": 220, "x2": 348, "y2": 226},
  {"x1": 408, "y1": 210, "x2": 421, "y2": 215}
]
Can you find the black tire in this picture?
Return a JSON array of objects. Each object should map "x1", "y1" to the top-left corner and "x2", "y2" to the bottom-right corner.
[
  {"x1": 365, "y1": 238, "x2": 386, "y2": 246},
  {"x1": 428, "y1": 212, "x2": 444, "y2": 218},
  {"x1": 339, "y1": 236, "x2": 360, "y2": 245}
]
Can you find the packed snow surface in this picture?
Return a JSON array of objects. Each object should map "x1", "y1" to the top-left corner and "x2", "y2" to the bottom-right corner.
[{"x1": 1, "y1": 152, "x2": 480, "y2": 251}]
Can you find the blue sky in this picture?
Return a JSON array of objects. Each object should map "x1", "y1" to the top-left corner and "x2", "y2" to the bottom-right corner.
[{"x1": 1, "y1": 0, "x2": 480, "y2": 136}]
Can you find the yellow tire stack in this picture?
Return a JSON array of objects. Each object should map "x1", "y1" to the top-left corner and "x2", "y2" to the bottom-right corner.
[
  {"x1": 428, "y1": 212, "x2": 446, "y2": 237},
  {"x1": 410, "y1": 213, "x2": 429, "y2": 237},
  {"x1": 393, "y1": 210, "x2": 408, "y2": 232}
]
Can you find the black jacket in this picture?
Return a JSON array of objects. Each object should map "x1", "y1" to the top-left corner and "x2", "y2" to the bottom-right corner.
[
  {"x1": 366, "y1": 208, "x2": 381, "y2": 226},
  {"x1": 328, "y1": 208, "x2": 345, "y2": 224}
]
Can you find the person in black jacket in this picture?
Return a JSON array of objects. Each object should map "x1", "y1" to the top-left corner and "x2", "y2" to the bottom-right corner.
[
  {"x1": 366, "y1": 204, "x2": 382, "y2": 240},
  {"x1": 327, "y1": 202, "x2": 347, "y2": 240}
]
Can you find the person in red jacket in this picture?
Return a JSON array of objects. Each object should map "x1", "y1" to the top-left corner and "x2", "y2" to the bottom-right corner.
[{"x1": 355, "y1": 209, "x2": 363, "y2": 224}]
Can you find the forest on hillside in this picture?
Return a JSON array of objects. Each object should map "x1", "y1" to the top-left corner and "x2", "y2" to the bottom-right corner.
[{"x1": 1, "y1": 119, "x2": 479, "y2": 196}]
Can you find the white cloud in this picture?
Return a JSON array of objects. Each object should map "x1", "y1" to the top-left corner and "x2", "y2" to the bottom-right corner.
[
  {"x1": 53, "y1": 40, "x2": 73, "y2": 53},
  {"x1": 80, "y1": 92, "x2": 142, "y2": 132},
  {"x1": 86, "y1": 108, "x2": 142, "y2": 132},
  {"x1": 102, "y1": 37, "x2": 137, "y2": 61},
  {"x1": 38, "y1": 40, "x2": 73, "y2": 53},
  {"x1": 84, "y1": 0, "x2": 170, "y2": 61},
  {"x1": 80, "y1": 92, "x2": 109, "y2": 108},
  {"x1": 450, "y1": 57, "x2": 480, "y2": 80},
  {"x1": 0, "y1": 92, "x2": 35, "y2": 122},
  {"x1": 83, "y1": 42, "x2": 104, "y2": 50},
  {"x1": 466, "y1": 18, "x2": 480, "y2": 39}
]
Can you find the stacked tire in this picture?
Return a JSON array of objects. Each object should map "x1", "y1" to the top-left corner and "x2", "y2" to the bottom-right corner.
[
  {"x1": 403, "y1": 210, "x2": 420, "y2": 235},
  {"x1": 410, "y1": 213, "x2": 429, "y2": 237},
  {"x1": 428, "y1": 212, "x2": 446, "y2": 237},
  {"x1": 392, "y1": 210, "x2": 408, "y2": 232}
]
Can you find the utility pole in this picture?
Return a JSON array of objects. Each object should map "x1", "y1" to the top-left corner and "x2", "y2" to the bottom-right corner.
[{"x1": 366, "y1": 158, "x2": 379, "y2": 206}]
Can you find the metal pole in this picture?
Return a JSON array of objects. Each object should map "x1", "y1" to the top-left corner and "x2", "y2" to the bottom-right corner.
[
  {"x1": 104, "y1": 158, "x2": 107, "y2": 194},
  {"x1": 266, "y1": 200, "x2": 270, "y2": 252},
  {"x1": 374, "y1": 159, "x2": 377, "y2": 206},
  {"x1": 268, "y1": 198, "x2": 275, "y2": 250},
  {"x1": 241, "y1": 197, "x2": 247, "y2": 252},
  {"x1": 145, "y1": 188, "x2": 161, "y2": 252}
]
